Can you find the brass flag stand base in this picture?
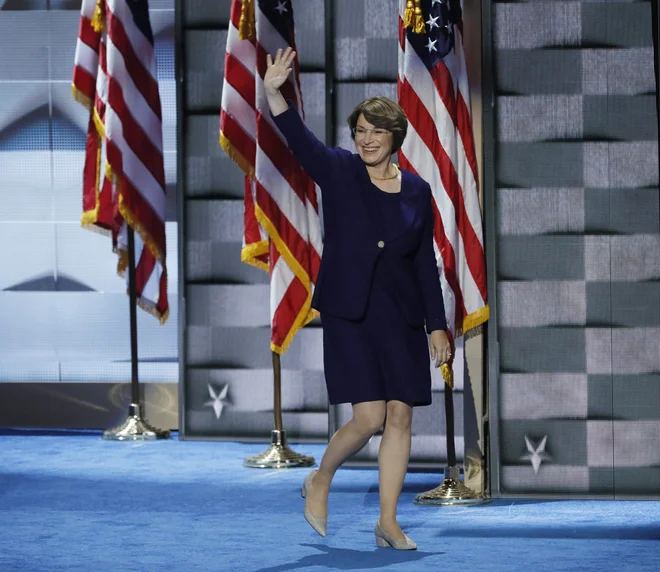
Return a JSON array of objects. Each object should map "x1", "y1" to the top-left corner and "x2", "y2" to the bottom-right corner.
[
  {"x1": 102, "y1": 403, "x2": 170, "y2": 441},
  {"x1": 415, "y1": 379, "x2": 488, "y2": 506},
  {"x1": 414, "y1": 465, "x2": 490, "y2": 506},
  {"x1": 244, "y1": 429, "x2": 315, "y2": 469},
  {"x1": 244, "y1": 353, "x2": 315, "y2": 469},
  {"x1": 101, "y1": 229, "x2": 170, "y2": 443}
]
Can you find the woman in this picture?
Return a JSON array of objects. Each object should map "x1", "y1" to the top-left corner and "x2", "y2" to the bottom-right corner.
[{"x1": 265, "y1": 48, "x2": 451, "y2": 550}]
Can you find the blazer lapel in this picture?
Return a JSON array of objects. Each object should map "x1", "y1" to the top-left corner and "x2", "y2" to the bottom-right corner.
[{"x1": 387, "y1": 169, "x2": 419, "y2": 242}]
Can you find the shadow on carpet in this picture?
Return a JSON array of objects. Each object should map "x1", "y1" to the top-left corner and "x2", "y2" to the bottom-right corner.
[{"x1": 253, "y1": 543, "x2": 444, "y2": 571}]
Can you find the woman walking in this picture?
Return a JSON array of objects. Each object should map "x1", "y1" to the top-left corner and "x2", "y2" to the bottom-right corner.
[{"x1": 265, "y1": 47, "x2": 451, "y2": 550}]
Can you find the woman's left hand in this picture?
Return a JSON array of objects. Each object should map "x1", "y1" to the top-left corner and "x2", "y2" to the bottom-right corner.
[{"x1": 429, "y1": 330, "x2": 451, "y2": 368}]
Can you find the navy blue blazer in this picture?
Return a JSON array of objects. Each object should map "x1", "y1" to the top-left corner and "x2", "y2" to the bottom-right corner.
[{"x1": 272, "y1": 104, "x2": 447, "y2": 333}]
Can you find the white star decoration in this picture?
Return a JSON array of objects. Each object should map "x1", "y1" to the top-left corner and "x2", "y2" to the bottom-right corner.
[
  {"x1": 431, "y1": 0, "x2": 443, "y2": 5},
  {"x1": 464, "y1": 453, "x2": 483, "y2": 484},
  {"x1": 426, "y1": 14, "x2": 440, "y2": 30},
  {"x1": 274, "y1": 0, "x2": 288, "y2": 15},
  {"x1": 205, "y1": 384, "x2": 230, "y2": 420},
  {"x1": 425, "y1": 37, "x2": 437, "y2": 53},
  {"x1": 521, "y1": 435, "x2": 551, "y2": 474}
]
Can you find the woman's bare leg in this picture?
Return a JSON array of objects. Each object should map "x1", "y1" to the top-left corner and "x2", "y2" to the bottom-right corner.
[
  {"x1": 306, "y1": 401, "x2": 386, "y2": 520},
  {"x1": 377, "y1": 400, "x2": 413, "y2": 540}
]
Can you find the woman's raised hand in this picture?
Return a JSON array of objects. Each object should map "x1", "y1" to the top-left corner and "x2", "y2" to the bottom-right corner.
[{"x1": 264, "y1": 47, "x2": 296, "y2": 94}]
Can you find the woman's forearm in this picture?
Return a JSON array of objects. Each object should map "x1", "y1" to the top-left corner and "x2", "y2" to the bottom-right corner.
[{"x1": 266, "y1": 88, "x2": 288, "y2": 116}]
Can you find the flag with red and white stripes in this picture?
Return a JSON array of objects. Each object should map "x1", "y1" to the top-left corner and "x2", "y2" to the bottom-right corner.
[
  {"x1": 220, "y1": 0, "x2": 322, "y2": 354},
  {"x1": 72, "y1": 0, "x2": 168, "y2": 323},
  {"x1": 398, "y1": 0, "x2": 488, "y2": 337}
]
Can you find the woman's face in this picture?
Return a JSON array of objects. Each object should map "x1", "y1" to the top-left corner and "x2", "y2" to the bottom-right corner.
[{"x1": 354, "y1": 113, "x2": 394, "y2": 167}]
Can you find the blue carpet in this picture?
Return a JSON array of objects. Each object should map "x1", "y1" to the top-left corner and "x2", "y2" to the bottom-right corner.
[{"x1": 0, "y1": 434, "x2": 659, "y2": 572}]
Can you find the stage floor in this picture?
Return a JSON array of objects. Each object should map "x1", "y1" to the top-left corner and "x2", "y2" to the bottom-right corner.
[{"x1": 0, "y1": 431, "x2": 659, "y2": 572}]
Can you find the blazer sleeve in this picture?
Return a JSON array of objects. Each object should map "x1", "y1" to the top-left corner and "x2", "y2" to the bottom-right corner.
[
  {"x1": 270, "y1": 100, "x2": 351, "y2": 186},
  {"x1": 413, "y1": 185, "x2": 448, "y2": 334}
]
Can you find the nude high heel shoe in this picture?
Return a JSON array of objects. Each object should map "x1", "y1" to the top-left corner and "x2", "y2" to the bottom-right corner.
[
  {"x1": 301, "y1": 470, "x2": 327, "y2": 537},
  {"x1": 374, "y1": 520, "x2": 417, "y2": 550}
]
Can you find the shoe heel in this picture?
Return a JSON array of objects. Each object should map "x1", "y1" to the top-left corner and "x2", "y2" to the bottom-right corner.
[{"x1": 376, "y1": 536, "x2": 390, "y2": 548}]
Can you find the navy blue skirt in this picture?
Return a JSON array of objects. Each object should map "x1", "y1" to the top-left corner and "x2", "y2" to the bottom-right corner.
[{"x1": 321, "y1": 255, "x2": 432, "y2": 407}]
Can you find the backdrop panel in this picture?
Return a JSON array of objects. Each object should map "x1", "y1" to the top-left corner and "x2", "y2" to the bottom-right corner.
[
  {"x1": 177, "y1": 0, "x2": 485, "y2": 464},
  {"x1": 0, "y1": 0, "x2": 179, "y2": 429},
  {"x1": 178, "y1": 0, "x2": 329, "y2": 441},
  {"x1": 486, "y1": 0, "x2": 660, "y2": 497}
]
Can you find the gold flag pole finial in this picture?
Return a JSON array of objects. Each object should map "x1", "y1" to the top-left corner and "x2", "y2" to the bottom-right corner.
[
  {"x1": 91, "y1": 0, "x2": 105, "y2": 33},
  {"x1": 239, "y1": 0, "x2": 256, "y2": 41}
]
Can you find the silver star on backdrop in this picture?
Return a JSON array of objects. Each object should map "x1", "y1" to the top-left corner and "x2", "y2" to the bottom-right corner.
[
  {"x1": 464, "y1": 452, "x2": 483, "y2": 483},
  {"x1": 205, "y1": 384, "x2": 230, "y2": 420},
  {"x1": 521, "y1": 435, "x2": 551, "y2": 474},
  {"x1": 274, "y1": 1, "x2": 288, "y2": 15},
  {"x1": 426, "y1": 14, "x2": 440, "y2": 30},
  {"x1": 425, "y1": 37, "x2": 438, "y2": 53}
]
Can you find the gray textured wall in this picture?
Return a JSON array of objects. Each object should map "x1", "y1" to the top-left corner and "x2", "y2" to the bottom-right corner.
[{"x1": 490, "y1": 0, "x2": 660, "y2": 496}]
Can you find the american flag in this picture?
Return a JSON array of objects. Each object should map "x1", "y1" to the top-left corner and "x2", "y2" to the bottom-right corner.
[
  {"x1": 72, "y1": 0, "x2": 169, "y2": 323},
  {"x1": 220, "y1": 0, "x2": 322, "y2": 354},
  {"x1": 398, "y1": 0, "x2": 488, "y2": 338}
]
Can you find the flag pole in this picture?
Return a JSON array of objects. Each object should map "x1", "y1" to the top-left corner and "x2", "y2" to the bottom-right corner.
[
  {"x1": 414, "y1": 341, "x2": 488, "y2": 505},
  {"x1": 102, "y1": 227, "x2": 170, "y2": 441},
  {"x1": 243, "y1": 351, "x2": 315, "y2": 468}
]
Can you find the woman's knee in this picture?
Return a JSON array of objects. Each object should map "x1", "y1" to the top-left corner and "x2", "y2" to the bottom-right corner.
[
  {"x1": 351, "y1": 401, "x2": 386, "y2": 436},
  {"x1": 385, "y1": 401, "x2": 412, "y2": 431}
]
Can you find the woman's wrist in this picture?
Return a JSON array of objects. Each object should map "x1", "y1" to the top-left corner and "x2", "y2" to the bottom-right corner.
[{"x1": 266, "y1": 89, "x2": 288, "y2": 116}]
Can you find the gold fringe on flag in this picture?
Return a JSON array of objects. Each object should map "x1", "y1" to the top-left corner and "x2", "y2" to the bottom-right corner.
[
  {"x1": 239, "y1": 0, "x2": 256, "y2": 41},
  {"x1": 441, "y1": 328, "x2": 457, "y2": 389},
  {"x1": 91, "y1": 0, "x2": 105, "y2": 33},
  {"x1": 441, "y1": 363, "x2": 454, "y2": 390},
  {"x1": 403, "y1": 0, "x2": 414, "y2": 28},
  {"x1": 460, "y1": 305, "x2": 490, "y2": 338},
  {"x1": 413, "y1": 0, "x2": 425, "y2": 34},
  {"x1": 80, "y1": 138, "x2": 102, "y2": 228},
  {"x1": 241, "y1": 240, "x2": 270, "y2": 272},
  {"x1": 404, "y1": 0, "x2": 425, "y2": 34},
  {"x1": 71, "y1": 85, "x2": 93, "y2": 112},
  {"x1": 117, "y1": 186, "x2": 169, "y2": 325},
  {"x1": 253, "y1": 202, "x2": 319, "y2": 354},
  {"x1": 220, "y1": 132, "x2": 255, "y2": 178},
  {"x1": 116, "y1": 248, "x2": 129, "y2": 276},
  {"x1": 115, "y1": 239, "x2": 170, "y2": 324},
  {"x1": 92, "y1": 107, "x2": 106, "y2": 140}
]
